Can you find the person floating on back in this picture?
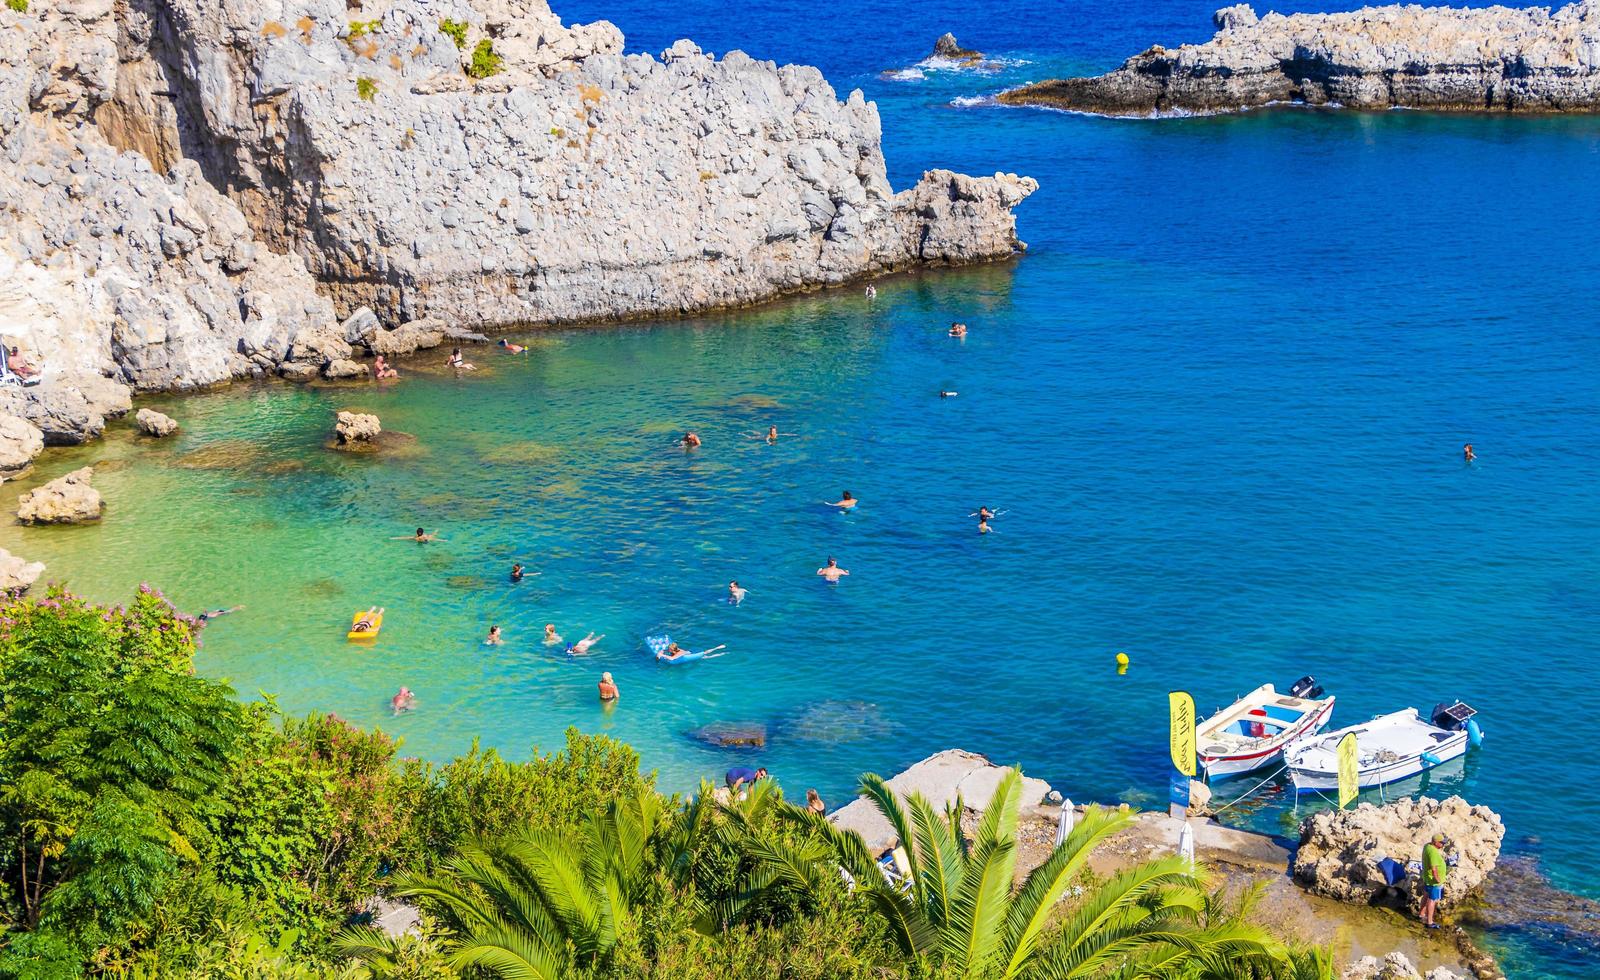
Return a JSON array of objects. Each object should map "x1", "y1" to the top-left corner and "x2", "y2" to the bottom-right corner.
[{"x1": 351, "y1": 606, "x2": 383, "y2": 633}]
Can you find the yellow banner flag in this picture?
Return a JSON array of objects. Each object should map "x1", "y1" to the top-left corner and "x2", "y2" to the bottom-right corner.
[
  {"x1": 1169, "y1": 692, "x2": 1196, "y2": 777},
  {"x1": 1337, "y1": 732, "x2": 1359, "y2": 809}
]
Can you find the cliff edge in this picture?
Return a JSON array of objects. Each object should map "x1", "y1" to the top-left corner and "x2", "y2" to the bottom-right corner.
[{"x1": 999, "y1": 1, "x2": 1600, "y2": 116}]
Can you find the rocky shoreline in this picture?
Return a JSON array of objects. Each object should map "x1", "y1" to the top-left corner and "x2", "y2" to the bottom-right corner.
[
  {"x1": 999, "y1": 1, "x2": 1600, "y2": 117},
  {"x1": 0, "y1": 0, "x2": 1034, "y2": 450}
]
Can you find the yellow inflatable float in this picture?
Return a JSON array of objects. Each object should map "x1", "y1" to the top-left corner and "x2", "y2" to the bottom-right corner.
[{"x1": 347, "y1": 606, "x2": 384, "y2": 640}]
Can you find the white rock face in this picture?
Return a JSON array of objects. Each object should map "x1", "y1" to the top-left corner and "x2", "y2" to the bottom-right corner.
[
  {"x1": 0, "y1": 546, "x2": 46, "y2": 593},
  {"x1": 138, "y1": 0, "x2": 1036, "y2": 327},
  {"x1": 1002, "y1": 0, "x2": 1600, "y2": 115},
  {"x1": 135, "y1": 408, "x2": 178, "y2": 437},
  {"x1": 0, "y1": 414, "x2": 45, "y2": 477},
  {"x1": 829, "y1": 749, "x2": 1053, "y2": 851},
  {"x1": 16, "y1": 466, "x2": 103, "y2": 524}
]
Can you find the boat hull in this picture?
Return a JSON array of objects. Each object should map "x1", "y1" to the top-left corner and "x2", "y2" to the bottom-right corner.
[
  {"x1": 1288, "y1": 729, "x2": 1468, "y2": 793},
  {"x1": 1198, "y1": 694, "x2": 1335, "y2": 780}
]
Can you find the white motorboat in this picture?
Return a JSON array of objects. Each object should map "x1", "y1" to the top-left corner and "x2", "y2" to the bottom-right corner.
[
  {"x1": 1286, "y1": 702, "x2": 1482, "y2": 794},
  {"x1": 1195, "y1": 677, "x2": 1336, "y2": 780}
]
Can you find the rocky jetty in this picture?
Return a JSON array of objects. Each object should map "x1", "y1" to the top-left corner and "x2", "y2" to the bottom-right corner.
[
  {"x1": 135, "y1": 408, "x2": 178, "y2": 437},
  {"x1": 829, "y1": 749, "x2": 1052, "y2": 851},
  {"x1": 16, "y1": 467, "x2": 103, "y2": 524},
  {"x1": 333, "y1": 411, "x2": 382, "y2": 448},
  {"x1": 0, "y1": 547, "x2": 45, "y2": 593},
  {"x1": 999, "y1": 1, "x2": 1600, "y2": 116},
  {"x1": 1294, "y1": 796, "x2": 1504, "y2": 911}
]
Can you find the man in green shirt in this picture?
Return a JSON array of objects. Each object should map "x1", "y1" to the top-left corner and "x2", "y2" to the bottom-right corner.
[{"x1": 1421, "y1": 832, "x2": 1448, "y2": 928}]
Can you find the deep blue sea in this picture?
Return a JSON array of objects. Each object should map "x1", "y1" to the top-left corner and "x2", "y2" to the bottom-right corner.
[{"x1": 3, "y1": 0, "x2": 1597, "y2": 973}]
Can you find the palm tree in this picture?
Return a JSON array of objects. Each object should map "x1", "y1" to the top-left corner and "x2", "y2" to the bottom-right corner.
[
  {"x1": 342, "y1": 788, "x2": 665, "y2": 980},
  {"x1": 749, "y1": 768, "x2": 1286, "y2": 979}
]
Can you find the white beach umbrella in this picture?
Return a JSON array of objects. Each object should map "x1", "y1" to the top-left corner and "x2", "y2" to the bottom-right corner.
[{"x1": 1054, "y1": 799, "x2": 1074, "y2": 846}]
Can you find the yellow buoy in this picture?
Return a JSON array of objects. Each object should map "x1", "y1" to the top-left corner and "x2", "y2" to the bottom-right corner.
[{"x1": 1115, "y1": 652, "x2": 1129, "y2": 667}]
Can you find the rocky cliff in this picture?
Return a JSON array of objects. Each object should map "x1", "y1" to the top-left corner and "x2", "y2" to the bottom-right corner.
[
  {"x1": 999, "y1": 1, "x2": 1600, "y2": 116},
  {"x1": 0, "y1": 0, "x2": 1034, "y2": 442}
]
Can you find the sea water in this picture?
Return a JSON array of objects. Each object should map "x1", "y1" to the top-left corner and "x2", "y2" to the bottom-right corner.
[{"x1": 4, "y1": 0, "x2": 1598, "y2": 973}]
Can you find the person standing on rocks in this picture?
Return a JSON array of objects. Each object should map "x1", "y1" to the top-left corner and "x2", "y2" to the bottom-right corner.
[{"x1": 1421, "y1": 832, "x2": 1449, "y2": 929}]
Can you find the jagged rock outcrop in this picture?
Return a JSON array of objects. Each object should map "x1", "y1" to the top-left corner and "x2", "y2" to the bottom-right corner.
[
  {"x1": 0, "y1": 547, "x2": 46, "y2": 593},
  {"x1": 0, "y1": 374, "x2": 131, "y2": 446},
  {"x1": 135, "y1": 408, "x2": 178, "y2": 437},
  {"x1": 1342, "y1": 952, "x2": 1465, "y2": 980},
  {"x1": 16, "y1": 466, "x2": 103, "y2": 523},
  {"x1": 999, "y1": 1, "x2": 1600, "y2": 116},
  {"x1": 931, "y1": 33, "x2": 985, "y2": 66},
  {"x1": 1294, "y1": 796, "x2": 1504, "y2": 910},
  {"x1": 333, "y1": 411, "x2": 381, "y2": 447},
  {"x1": 128, "y1": 0, "x2": 1034, "y2": 327},
  {"x1": 0, "y1": 414, "x2": 45, "y2": 477}
]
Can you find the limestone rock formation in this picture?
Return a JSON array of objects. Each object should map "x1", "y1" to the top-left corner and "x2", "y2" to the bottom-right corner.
[
  {"x1": 1294, "y1": 796, "x2": 1504, "y2": 910},
  {"x1": 135, "y1": 408, "x2": 178, "y2": 437},
  {"x1": 16, "y1": 466, "x2": 104, "y2": 524},
  {"x1": 0, "y1": 375, "x2": 132, "y2": 446},
  {"x1": 999, "y1": 1, "x2": 1600, "y2": 116},
  {"x1": 334, "y1": 411, "x2": 382, "y2": 447},
  {"x1": 128, "y1": 0, "x2": 1035, "y2": 328},
  {"x1": 830, "y1": 749, "x2": 1053, "y2": 851},
  {"x1": 931, "y1": 33, "x2": 985, "y2": 65},
  {"x1": 0, "y1": 414, "x2": 45, "y2": 477},
  {"x1": 0, "y1": 546, "x2": 45, "y2": 593},
  {"x1": 1341, "y1": 952, "x2": 1466, "y2": 980}
]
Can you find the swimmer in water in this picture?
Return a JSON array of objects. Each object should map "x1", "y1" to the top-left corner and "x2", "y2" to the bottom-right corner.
[
  {"x1": 728, "y1": 580, "x2": 748, "y2": 604},
  {"x1": 823, "y1": 491, "x2": 857, "y2": 510},
  {"x1": 970, "y1": 506, "x2": 995, "y2": 521},
  {"x1": 817, "y1": 557, "x2": 850, "y2": 583},
  {"x1": 497, "y1": 339, "x2": 528, "y2": 354},
  {"x1": 751, "y1": 425, "x2": 796, "y2": 444},
  {"x1": 598, "y1": 671, "x2": 619, "y2": 702},
  {"x1": 373, "y1": 354, "x2": 399, "y2": 380},
  {"x1": 1463, "y1": 443, "x2": 1476, "y2": 462},
  {"x1": 485, "y1": 625, "x2": 503, "y2": 646},
  {"x1": 949, "y1": 322, "x2": 967, "y2": 338},
  {"x1": 543, "y1": 623, "x2": 562, "y2": 646},
  {"x1": 865, "y1": 284, "x2": 877, "y2": 299},
  {"x1": 940, "y1": 390, "x2": 958, "y2": 398},
  {"x1": 681, "y1": 431, "x2": 702, "y2": 449},
  {"x1": 978, "y1": 517, "x2": 993, "y2": 534},
  {"x1": 390, "y1": 527, "x2": 440, "y2": 543},
  {"x1": 510, "y1": 563, "x2": 524, "y2": 583},
  {"x1": 446, "y1": 347, "x2": 476, "y2": 371},
  {"x1": 568, "y1": 631, "x2": 604, "y2": 655},
  {"x1": 660, "y1": 640, "x2": 725, "y2": 661},
  {"x1": 391, "y1": 686, "x2": 416, "y2": 714},
  {"x1": 197, "y1": 604, "x2": 244, "y2": 623}
]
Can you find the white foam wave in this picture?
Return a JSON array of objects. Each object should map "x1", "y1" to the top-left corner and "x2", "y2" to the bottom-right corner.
[
  {"x1": 949, "y1": 95, "x2": 994, "y2": 108},
  {"x1": 883, "y1": 67, "x2": 926, "y2": 82}
]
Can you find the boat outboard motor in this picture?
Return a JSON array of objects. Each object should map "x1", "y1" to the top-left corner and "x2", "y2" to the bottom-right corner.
[
  {"x1": 1288, "y1": 675, "x2": 1324, "y2": 700},
  {"x1": 1429, "y1": 701, "x2": 1484, "y2": 747}
]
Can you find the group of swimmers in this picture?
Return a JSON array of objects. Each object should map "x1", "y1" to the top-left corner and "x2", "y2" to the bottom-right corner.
[{"x1": 369, "y1": 341, "x2": 530, "y2": 382}]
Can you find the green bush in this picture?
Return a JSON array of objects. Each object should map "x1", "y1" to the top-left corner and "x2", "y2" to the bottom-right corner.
[
  {"x1": 437, "y1": 18, "x2": 468, "y2": 50},
  {"x1": 356, "y1": 76, "x2": 377, "y2": 101},
  {"x1": 348, "y1": 19, "x2": 381, "y2": 38},
  {"x1": 4, "y1": 0, "x2": 27, "y2": 14},
  {"x1": 466, "y1": 39, "x2": 502, "y2": 79}
]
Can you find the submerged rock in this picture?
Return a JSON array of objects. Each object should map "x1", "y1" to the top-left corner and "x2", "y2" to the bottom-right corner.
[
  {"x1": 333, "y1": 411, "x2": 382, "y2": 448},
  {"x1": 135, "y1": 408, "x2": 179, "y2": 438},
  {"x1": 0, "y1": 415, "x2": 45, "y2": 478},
  {"x1": 999, "y1": 1, "x2": 1600, "y2": 116},
  {"x1": 0, "y1": 547, "x2": 45, "y2": 593},
  {"x1": 1294, "y1": 796, "x2": 1504, "y2": 911},
  {"x1": 687, "y1": 723, "x2": 768, "y2": 749},
  {"x1": 17, "y1": 467, "x2": 103, "y2": 524}
]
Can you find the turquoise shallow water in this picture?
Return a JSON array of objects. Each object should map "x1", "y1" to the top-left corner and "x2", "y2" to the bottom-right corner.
[{"x1": 5, "y1": 0, "x2": 1600, "y2": 973}]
